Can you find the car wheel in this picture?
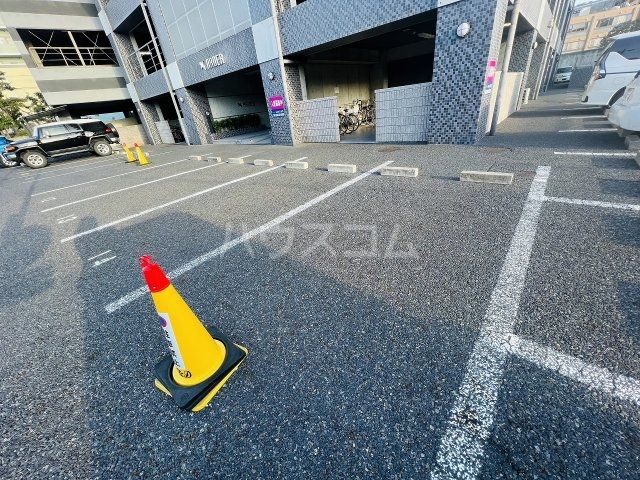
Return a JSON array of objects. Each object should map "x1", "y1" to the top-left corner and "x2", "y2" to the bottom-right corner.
[
  {"x1": 0, "y1": 155, "x2": 18, "y2": 168},
  {"x1": 92, "y1": 140, "x2": 112, "y2": 156},
  {"x1": 22, "y1": 150, "x2": 48, "y2": 169}
]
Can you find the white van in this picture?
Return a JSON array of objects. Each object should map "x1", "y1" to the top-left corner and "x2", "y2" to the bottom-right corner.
[{"x1": 582, "y1": 31, "x2": 640, "y2": 107}]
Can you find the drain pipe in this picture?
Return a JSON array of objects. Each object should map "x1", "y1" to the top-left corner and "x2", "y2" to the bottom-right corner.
[{"x1": 489, "y1": 0, "x2": 521, "y2": 136}]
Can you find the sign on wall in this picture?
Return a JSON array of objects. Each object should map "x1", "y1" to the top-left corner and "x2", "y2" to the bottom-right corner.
[
  {"x1": 269, "y1": 95, "x2": 286, "y2": 117},
  {"x1": 199, "y1": 53, "x2": 225, "y2": 70},
  {"x1": 484, "y1": 58, "x2": 497, "y2": 94}
]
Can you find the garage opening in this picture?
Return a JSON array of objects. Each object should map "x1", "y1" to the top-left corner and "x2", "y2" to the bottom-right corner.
[
  {"x1": 290, "y1": 10, "x2": 437, "y2": 143},
  {"x1": 204, "y1": 67, "x2": 271, "y2": 145}
]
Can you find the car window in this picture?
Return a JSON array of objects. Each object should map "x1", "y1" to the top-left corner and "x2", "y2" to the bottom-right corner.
[
  {"x1": 65, "y1": 124, "x2": 83, "y2": 132},
  {"x1": 82, "y1": 122, "x2": 103, "y2": 133},
  {"x1": 40, "y1": 125, "x2": 70, "y2": 137},
  {"x1": 557, "y1": 67, "x2": 573, "y2": 73},
  {"x1": 611, "y1": 36, "x2": 640, "y2": 60}
]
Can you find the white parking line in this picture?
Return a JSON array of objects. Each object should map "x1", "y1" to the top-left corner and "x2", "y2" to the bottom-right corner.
[
  {"x1": 93, "y1": 255, "x2": 117, "y2": 267},
  {"x1": 560, "y1": 115, "x2": 606, "y2": 120},
  {"x1": 558, "y1": 128, "x2": 617, "y2": 133},
  {"x1": 104, "y1": 160, "x2": 393, "y2": 313},
  {"x1": 31, "y1": 158, "x2": 190, "y2": 197},
  {"x1": 554, "y1": 151, "x2": 635, "y2": 157},
  {"x1": 56, "y1": 214, "x2": 77, "y2": 224},
  {"x1": 504, "y1": 334, "x2": 640, "y2": 406},
  {"x1": 544, "y1": 195, "x2": 640, "y2": 212},
  {"x1": 41, "y1": 162, "x2": 224, "y2": 213},
  {"x1": 88, "y1": 250, "x2": 112, "y2": 261},
  {"x1": 21, "y1": 160, "x2": 126, "y2": 184},
  {"x1": 60, "y1": 164, "x2": 284, "y2": 244},
  {"x1": 431, "y1": 166, "x2": 550, "y2": 480},
  {"x1": 19, "y1": 156, "x2": 117, "y2": 175},
  {"x1": 40, "y1": 197, "x2": 56, "y2": 203},
  {"x1": 560, "y1": 107, "x2": 601, "y2": 111}
]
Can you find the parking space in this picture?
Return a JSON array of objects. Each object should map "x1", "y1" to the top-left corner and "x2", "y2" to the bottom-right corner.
[{"x1": 1, "y1": 90, "x2": 639, "y2": 479}]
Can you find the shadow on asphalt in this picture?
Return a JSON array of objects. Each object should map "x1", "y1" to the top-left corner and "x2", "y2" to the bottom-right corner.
[
  {"x1": 72, "y1": 211, "x2": 472, "y2": 478},
  {"x1": 592, "y1": 157, "x2": 638, "y2": 170},
  {"x1": 618, "y1": 281, "x2": 640, "y2": 343},
  {"x1": 508, "y1": 107, "x2": 602, "y2": 118},
  {"x1": 0, "y1": 182, "x2": 54, "y2": 309},
  {"x1": 603, "y1": 214, "x2": 640, "y2": 248},
  {"x1": 599, "y1": 179, "x2": 640, "y2": 199}
]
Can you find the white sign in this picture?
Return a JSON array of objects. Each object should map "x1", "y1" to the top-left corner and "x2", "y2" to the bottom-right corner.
[{"x1": 199, "y1": 53, "x2": 225, "y2": 70}]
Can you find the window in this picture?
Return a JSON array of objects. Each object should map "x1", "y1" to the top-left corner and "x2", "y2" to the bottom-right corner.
[
  {"x1": 18, "y1": 29, "x2": 116, "y2": 67},
  {"x1": 565, "y1": 41, "x2": 584, "y2": 51},
  {"x1": 588, "y1": 38, "x2": 603, "y2": 49},
  {"x1": 614, "y1": 14, "x2": 633, "y2": 26},
  {"x1": 569, "y1": 22, "x2": 589, "y2": 32},
  {"x1": 159, "y1": 0, "x2": 251, "y2": 60},
  {"x1": 612, "y1": 36, "x2": 640, "y2": 60},
  {"x1": 597, "y1": 17, "x2": 614, "y2": 28},
  {"x1": 40, "y1": 125, "x2": 70, "y2": 137}
]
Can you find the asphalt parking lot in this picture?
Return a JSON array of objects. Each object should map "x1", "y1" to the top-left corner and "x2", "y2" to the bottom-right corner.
[{"x1": 0, "y1": 89, "x2": 639, "y2": 479}]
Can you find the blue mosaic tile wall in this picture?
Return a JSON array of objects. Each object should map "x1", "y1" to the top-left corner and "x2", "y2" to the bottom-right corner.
[
  {"x1": 428, "y1": 0, "x2": 508, "y2": 144},
  {"x1": 376, "y1": 83, "x2": 431, "y2": 143},
  {"x1": 296, "y1": 96, "x2": 340, "y2": 143},
  {"x1": 279, "y1": 0, "x2": 438, "y2": 56},
  {"x1": 176, "y1": 87, "x2": 212, "y2": 145}
]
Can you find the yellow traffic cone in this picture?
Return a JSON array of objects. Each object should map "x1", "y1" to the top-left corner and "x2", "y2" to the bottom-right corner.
[
  {"x1": 134, "y1": 143, "x2": 150, "y2": 166},
  {"x1": 140, "y1": 255, "x2": 247, "y2": 412},
  {"x1": 123, "y1": 143, "x2": 136, "y2": 163}
]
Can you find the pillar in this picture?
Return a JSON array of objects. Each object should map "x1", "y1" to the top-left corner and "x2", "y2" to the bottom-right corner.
[
  {"x1": 175, "y1": 87, "x2": 211, "y2": 145},
  {"x1": 428, "y1": 0, "x2": 509, "y2": 144}
]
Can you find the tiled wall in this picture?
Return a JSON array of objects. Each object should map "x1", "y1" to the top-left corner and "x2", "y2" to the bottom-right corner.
[
  {"x1": 177, "y1": 29, "x2": 259, "y2": 89},
  {"x1": 428, "y1": 0, "x2": 508, "y2": 144},
  {"x1": 103, "y1": 0, "x2": 138, "y2": 31},
  {"x1": 568, "y1": 66, "x2": 592, "y2": 90},
  {"x1": 176, "y1": 87, "x2": 212, "y2": 145},
  {"x1": 295, "y1": 97, "x2": 340, "y2": 143},
  {"x1": 137, "y1": 100, "x2": 162, "y2": 144},
  {"x1": 279, "y1": 0, "x2": 438, "y2": 56},
  {"x1": 376, "y1": 83, "x2": 431, "y2": 143},
  {"x1": 510, "y1": 29, "x2": 537, "y2": 105},
  {"x1": 134, "y1": 69, "x2": 169, "y2": 101}
]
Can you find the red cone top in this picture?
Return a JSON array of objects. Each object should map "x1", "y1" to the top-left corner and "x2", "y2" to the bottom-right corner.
[{"x1": 140, "y1": 255, "x2": 171, "y2": 293}]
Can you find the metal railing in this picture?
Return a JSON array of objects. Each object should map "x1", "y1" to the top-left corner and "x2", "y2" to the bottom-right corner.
[
  {"x1": 28, "y1": 46, "x2": 117, "y2": 67},
  {"x1": 126, "y1": 38, "x2": 163, "y2": 80}
]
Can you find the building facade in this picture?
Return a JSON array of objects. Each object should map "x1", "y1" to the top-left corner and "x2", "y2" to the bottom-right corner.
[
  {"x1": 0, "y1": 0, "x2": 134, "y2": 120},
  {"x1": 561, "y1": 1, "x2": 640, "y2": 68},
  {"x1": 0, "y1": 13, "x2": 40, "y2": 100},
  {"x1": 1, "y1": 1, "x2": 573, "y2": 145}
]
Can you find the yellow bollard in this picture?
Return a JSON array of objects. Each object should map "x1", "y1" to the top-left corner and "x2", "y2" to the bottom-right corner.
[
  {"x1": 140, "y1": 255, "x2": 247, "y2": 412},
  {"x1": 134, "y1": 143, "x2": 150, "y2": 166},
  {"x1": 123, "y1": 143, "x2": 136, "y2": 163}
]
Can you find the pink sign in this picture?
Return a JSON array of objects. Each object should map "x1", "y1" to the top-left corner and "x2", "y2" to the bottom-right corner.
[
  {"x1": 484, "y1": 58, "x2": 497, "y2": 94},
  {"x1": 269, "y1": 95, "x2": 286, "y2": 116}
]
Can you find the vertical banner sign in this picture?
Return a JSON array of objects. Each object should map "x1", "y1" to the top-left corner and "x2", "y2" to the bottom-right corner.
[
  {"x1": 269, "y1": 95, "x2": 286, "y2": 117},
  {"x1": 484, "y1": 58, "x2": 497, "y2": 94}
]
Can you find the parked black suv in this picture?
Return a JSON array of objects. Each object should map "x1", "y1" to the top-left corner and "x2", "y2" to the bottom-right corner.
[{"x1": 3, "y1": 120, "x2": 120, "y2": 169}]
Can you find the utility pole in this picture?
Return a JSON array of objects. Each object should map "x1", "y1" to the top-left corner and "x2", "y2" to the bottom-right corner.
[{"x1": 489, "y1": 0, "x2": 522, "y2": 136}]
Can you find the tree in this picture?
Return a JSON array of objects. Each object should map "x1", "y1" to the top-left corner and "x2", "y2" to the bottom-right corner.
[
  {"x1": 0, "y1": 71, "x2": 26, "y2": 134},
  {"x1": 25, "y1": 92, "x2": 48, "y2": 114},
  {"x1": 604, "y1": 19, "x2": 640, "y2": 43}
]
